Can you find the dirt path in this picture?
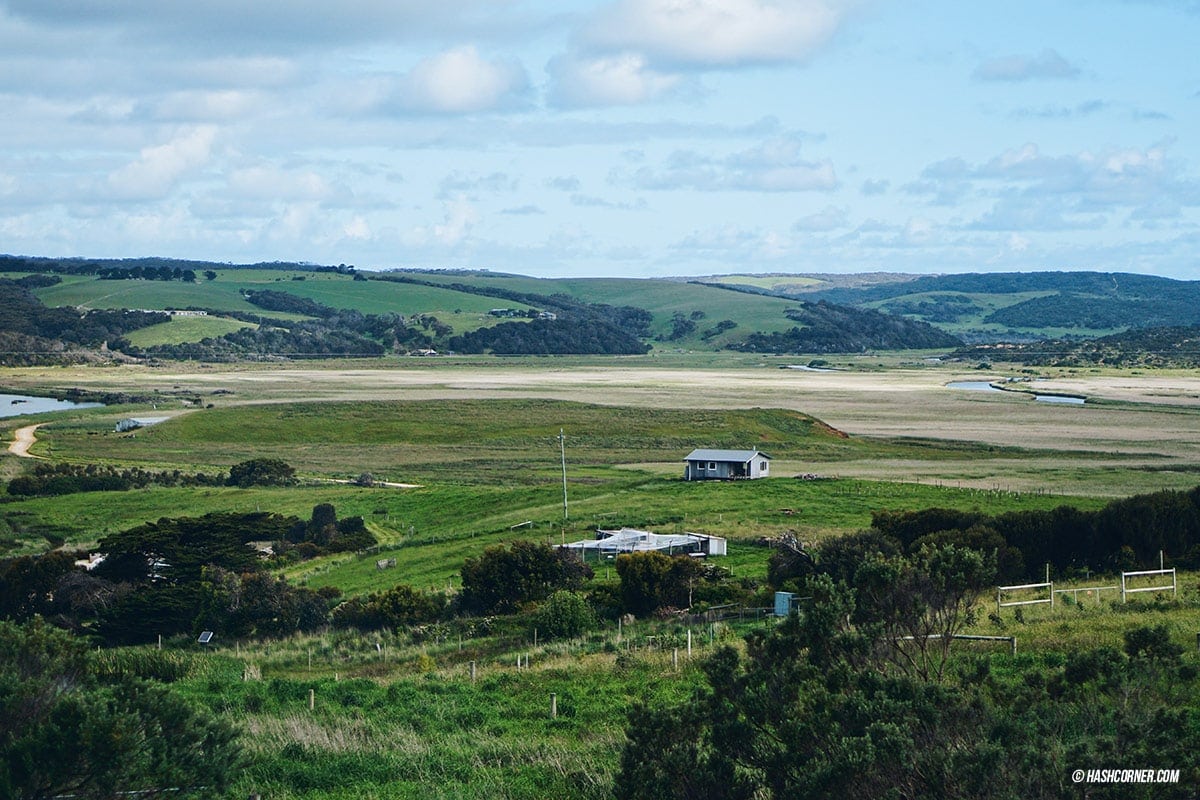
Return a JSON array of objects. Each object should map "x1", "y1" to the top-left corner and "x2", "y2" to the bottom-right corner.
[{"x1": 7, "y1": 423, "x2": 45, "y2": 458}]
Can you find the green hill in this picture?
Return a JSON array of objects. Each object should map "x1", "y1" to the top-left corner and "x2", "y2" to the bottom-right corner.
[
  {"x1": 957, "y1": 325, "x2": 1200, "y2": 368},
  {"x1": 0, "y1": 256, "x2": 968, "y2": 356},
  {"x1": 781, "y1": 271, "x2": 1200, "y2": 342}
]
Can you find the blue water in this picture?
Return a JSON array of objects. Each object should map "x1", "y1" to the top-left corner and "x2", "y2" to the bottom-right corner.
[
  {"x1": 0, "y1": 393, "x2": 103, "y2": 418},
  {"x1": 1035, "y1": 394, "x2": 1086, "y2": 405},
  {"x1": 947, "y1": 381, "x2": 1085, "y2": 404},
  {"x1": 946, "y1": 380, "x2": 1004, "y2": 392}
]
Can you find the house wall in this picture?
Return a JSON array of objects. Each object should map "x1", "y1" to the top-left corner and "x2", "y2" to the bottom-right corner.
[
  {"x1": 685, "y1": 460, "x2": 736, "y2": 480},
  {"x1": 686, "y1": 458, "x2": 770, "y2": 480}
]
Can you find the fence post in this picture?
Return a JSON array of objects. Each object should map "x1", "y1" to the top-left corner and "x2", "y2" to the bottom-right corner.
[
  {"x1": 673, "y1": 648, "x2": 679, "y2": 671},
  {"x1": 687, "y1": 630, "x2": 692, "y2": 657},
  {"x1": 550, "y1": 693, "x2": 557, "y2": 719},
  {"x1": 308, "y1": 688, "x2": 315, "y2": 711},
  {"x1": 470, "y1": 660, "x2": 477, "y2": 683}
]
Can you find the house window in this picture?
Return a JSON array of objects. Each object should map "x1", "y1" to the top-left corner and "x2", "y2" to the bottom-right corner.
[
  {"x1": 760, "y1": 461, "x2": 768, "y2": 470},
  {"x1": 707, "y1": 462, "x2": 717, "y2": 470}
]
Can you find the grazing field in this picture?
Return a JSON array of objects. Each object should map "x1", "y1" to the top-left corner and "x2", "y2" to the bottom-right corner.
[
  {"x1": 122, "y1": 315, "x2": 258, "y2": 346},
  {"x1": 5, "y1": 355, "x2": 1200, "y2": 798},
  {"x1": 406, "y1": 272, "x2": 802, "y2": 343},
  {"x1": 32, "y1": 271, "x2": 534, "y2": 332}
]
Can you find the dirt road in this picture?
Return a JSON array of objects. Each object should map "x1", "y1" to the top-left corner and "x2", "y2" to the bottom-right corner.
[{"x1": 7, "y1": 423, "x2": 44, "y2": 458}]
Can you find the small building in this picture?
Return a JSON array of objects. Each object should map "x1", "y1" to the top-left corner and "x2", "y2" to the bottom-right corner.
[
  {"x1": 114, "y1": 416, "x2": 171, "y2": 433},
  {"x1": 683, "y1": 449, "x2": 771, "y2": 481},
  {"x1": 563, "y1": 528, "x2": 726, "y2": 561}
]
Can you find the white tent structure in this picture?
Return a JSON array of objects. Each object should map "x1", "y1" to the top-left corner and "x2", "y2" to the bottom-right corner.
[{"x1": 563, "y1": 528, "x2": 726, "y2": 561}]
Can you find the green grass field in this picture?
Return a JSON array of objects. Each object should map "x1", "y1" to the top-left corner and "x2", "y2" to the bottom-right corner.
[
  {"x1": 122, "y1": 315, "x2": 258, "y2": 346},
  {"x1": 404, "y1": 272, "x2": 802, "y2": 345},
  {"x1": 6, "y1": 357, "x2": 1200, "y2": 799},
  {"x1": 33, "y1": 272, "x2": 532, "y2": 336}
]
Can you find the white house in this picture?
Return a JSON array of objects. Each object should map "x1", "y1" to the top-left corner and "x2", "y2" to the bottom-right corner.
[{"x1": 683, "y1": 449, "x2": 771, "y2": 481}]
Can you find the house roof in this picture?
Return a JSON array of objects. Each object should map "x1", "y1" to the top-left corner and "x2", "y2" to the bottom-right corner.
[{"x1": 684, "y1": 448, "x2": 771, "y2": 462}]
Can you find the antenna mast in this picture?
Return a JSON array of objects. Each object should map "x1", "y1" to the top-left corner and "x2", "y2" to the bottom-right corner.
[{"x1": 558, "y1": 428, "x2": 569, "y2": 522}]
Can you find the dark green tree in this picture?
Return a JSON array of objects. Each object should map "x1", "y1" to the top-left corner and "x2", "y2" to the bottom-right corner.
[
  {"x1": 226, "y1": 458, "x2": 296, "y2": 488},
  {"x1": 615, "y1": 551, "x2": 706, "y2": 616},
  {"x1": 529, "y1": 590, "x2": 598, "y2": 640},
  {"x1": 459, "y1": 541, "x2": 592, "y2": 615},
  {"x1": 0, "y1": 618, "x2": 242, "y2": 799}
]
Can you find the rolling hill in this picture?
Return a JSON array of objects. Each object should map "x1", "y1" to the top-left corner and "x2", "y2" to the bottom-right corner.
[
  {"x1": 2, "y1": 256, "x2": 964, "y2": 358},
  {"x1": 697, "y1": 270, "x2": 1200, "y2": 342}
]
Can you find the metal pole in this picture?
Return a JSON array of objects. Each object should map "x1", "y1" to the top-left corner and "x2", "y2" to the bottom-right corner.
[{"x1": 558, "y1": 429, "x2": 568, "y2": 521}]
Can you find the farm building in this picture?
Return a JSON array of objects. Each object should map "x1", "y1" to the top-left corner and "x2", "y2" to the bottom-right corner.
[
  {"x1": 114, "y1": 416, "x2": 171, "y2": 433},
  {"x1": 562, "y1": 528, "x2": 727, "y2": 561},
  {"x1": 683, "y1": 448, "x2": 771, "y2": 481}
]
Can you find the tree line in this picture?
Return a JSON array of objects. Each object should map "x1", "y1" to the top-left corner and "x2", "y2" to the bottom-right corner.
[
  {"x1": 97, "y1": 265, "x2": 197, "y2": 282},
  {"x1": 957, "y1": 325, "x2": 1200, "y2": 368},
  {"x1": 732, "y1": 300, "x2": 962, "y2": 354},
  {"x1": 864, "y1": 486, "x2": 1200, "y2": 583}
]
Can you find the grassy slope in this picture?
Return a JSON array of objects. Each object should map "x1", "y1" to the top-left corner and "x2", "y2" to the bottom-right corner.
[
  {"x1": 123, "y1": 315, "x2": 258, "y2": 346},
  {"x1": 34, "y1": 272, "x2": 533, "y2": 338},
  {"x1": 402, "y1": 272, "x2": 800, "y2": 347},
  {"x1": 5, "y1": 398, "x2": 1113, "y2": 590},
  {"x1": 29, "y1": 398, "x2": 1017, "y2": 479}
]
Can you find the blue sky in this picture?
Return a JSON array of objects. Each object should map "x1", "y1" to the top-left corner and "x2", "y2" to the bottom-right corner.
[{"x1": 1, "y1": 0, "x2": 1198, "y2": 278}]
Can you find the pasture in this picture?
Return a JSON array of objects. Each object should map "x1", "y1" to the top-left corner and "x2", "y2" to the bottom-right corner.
[{"x1": 6, "y1": 355, "x2": 1200, "y2": 798}]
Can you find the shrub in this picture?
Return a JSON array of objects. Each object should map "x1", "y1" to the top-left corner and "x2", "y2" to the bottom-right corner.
[{"x1": 530, "y1": 591, "x2": 598, "y2": 641}]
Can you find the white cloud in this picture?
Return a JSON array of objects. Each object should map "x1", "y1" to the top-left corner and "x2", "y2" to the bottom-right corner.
[
  {"x1": 436, "y1": 197, "x2": 479, "y2": 244},
  {"x1": 584, "y1": 0, "x2": 857, "y2": 67},
  {"x1": 973, "y1": 49, "x2": 1081, "y2": 82},
  {"x1": 907, "y1": 142, "x2": 1200, "y2": 232},
  {"x1": 106, "y1": 126, "x2": 216, "y2": 200},
  {"x1": 3, "y1": 1, "x2": 521, "y2": 50},
  {"x1": 154, "y1": 90, "x2": 264, "y2": 122},
  {"x1": 793, "y1": 205, "x2": 848, "y2": 231},
  {"x1": 439, "y1": 171, "x2": 519, "y2": 195},
  {"x1": 627, "y1": 135, "x2": 837, "y2": 192},
  {"x1": 343, "y1": 216, "x2": 371, "y2": 240},
  {"x1": 547, "y1": 52, "x2": 682, "y2": 107},
  {"x1": 228, "y1": 165, "x2": 331, "y2": 202},
  {"x1": 390, "y1": 45, "x2": 529, "y2": 114}
]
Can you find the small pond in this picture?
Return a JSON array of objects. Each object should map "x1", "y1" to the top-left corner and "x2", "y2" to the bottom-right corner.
[{"x1": 0, "y1": 393, "x2": 103, "y2": 419}]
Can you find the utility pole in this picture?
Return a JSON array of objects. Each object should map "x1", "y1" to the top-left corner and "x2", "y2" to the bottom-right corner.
[{"x1": 558, "y1": 428, "x2": 569, "y2": 522}]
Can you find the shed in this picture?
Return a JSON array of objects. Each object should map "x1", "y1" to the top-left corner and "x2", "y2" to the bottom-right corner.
[
  {"x1": 683, "y1": 449, "x2": 771, "y2": 481},
  {"x1": 563, "y1": 528, "x2": 726, "y2": 561},
  {"x1": 114, "y1": 416, "x2": 171, "y2": 433}
]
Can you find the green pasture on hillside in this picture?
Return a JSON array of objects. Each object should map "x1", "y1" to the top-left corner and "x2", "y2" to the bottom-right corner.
[
  {"x1": 33, "y1": 272, "x2": 533, "y2": 335},
  {"x1": 405, "y1": 272, "x2": 801, "y2": 345},
  {"x1": 122, "y1": 315, "x2": 258, "y2": 346},
  {"x1": 35, "y1": 274, "x2": 272, "y2": 314}
]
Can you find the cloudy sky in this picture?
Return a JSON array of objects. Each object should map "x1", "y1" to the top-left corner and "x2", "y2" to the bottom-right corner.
[{"x1": 2, "y1": 0, "x2": 1199, "y2": 278}]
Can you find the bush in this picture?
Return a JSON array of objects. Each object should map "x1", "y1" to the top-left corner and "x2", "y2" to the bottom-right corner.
[
  {"x1": 460, "y1": 541, "x2": 593, "y2": 615},
  {"x1": 226, "y1": 458, "x2": 296, "y2": 488},
  {"x1": 530, "y1": 591, "x2": 598, "y2": 641}
]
